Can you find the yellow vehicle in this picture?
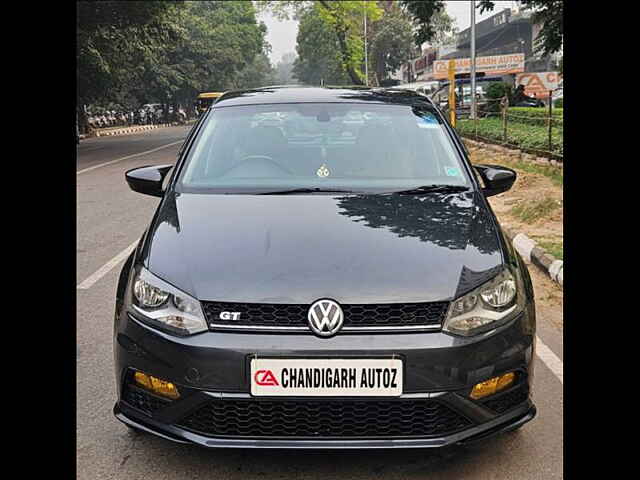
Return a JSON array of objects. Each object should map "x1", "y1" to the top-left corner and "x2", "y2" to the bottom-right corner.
[{"x1": 195, "y1": 92, "x2": 224, "y2": 114}]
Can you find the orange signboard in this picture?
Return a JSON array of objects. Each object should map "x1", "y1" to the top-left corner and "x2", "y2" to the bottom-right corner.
[
  {"x1": 433, "y1": 53, "x2": 525, "y2": 79},
  {"x1": 515, "y1": 72, "x2": 561, "y2": 99}
]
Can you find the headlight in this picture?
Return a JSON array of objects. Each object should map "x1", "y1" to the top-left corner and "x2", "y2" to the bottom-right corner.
[
  {"x1": 130, "y1": 266, "x2": 207, "y2": 336},
  {"x1": 443, "y1": 269, "x2": 520, "y2": 336}
]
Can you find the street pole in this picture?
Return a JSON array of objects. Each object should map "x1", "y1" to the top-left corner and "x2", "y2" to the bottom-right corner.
[
  {"x1": 470, "y1": 0, "x2": 477, "y2": 119},
  {"x1": 364, "y1": 2, "x2": 368, "y2": 86}
]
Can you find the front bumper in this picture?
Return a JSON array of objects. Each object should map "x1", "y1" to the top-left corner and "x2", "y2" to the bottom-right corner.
[
  {"x1": 114, "y1": 394, "x2": 535, "y2": 449},
  {"x1": 114, "y1": 308, "x2": 536, "y2": 449}
]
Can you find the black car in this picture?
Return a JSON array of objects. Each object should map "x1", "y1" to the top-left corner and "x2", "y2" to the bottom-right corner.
[{"x1": 114, "y1": 86, "x2": 536, "y2": 449}]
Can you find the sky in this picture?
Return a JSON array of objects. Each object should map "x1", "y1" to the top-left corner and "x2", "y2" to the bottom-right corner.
[
  {"x1": 258, "y1": 1, "x2": 521, "y2": 64},
  {"x1": 257, "y1": 11, "x2": 298, "y2": 65}
]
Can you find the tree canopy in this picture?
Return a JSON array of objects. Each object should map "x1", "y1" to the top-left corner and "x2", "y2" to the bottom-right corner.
[
  {"x1": 400, "y1": 1, "x2": 562, "y2": 57},
  {"x1": 258, "y1": 1, "x2": 382, "y2": 85},
  {"x1": 293, "y1": 4, "x2": 351, "y2": 86},
  {"x1": 77, "y1": 1, "x2": 275, "y2": 112}
]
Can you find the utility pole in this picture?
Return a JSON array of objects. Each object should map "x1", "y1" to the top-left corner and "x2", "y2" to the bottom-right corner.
[
  {"x1": 470, "y1": 0, "x2": 477, "y2": 119},
  {"x1": 364, "y1": 2, "x2": 369, "y2": 86}
]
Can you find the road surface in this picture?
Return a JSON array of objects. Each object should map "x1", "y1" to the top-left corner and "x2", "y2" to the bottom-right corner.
[{"x1": 77, "y1": 126, "x2": 563, "y2": 479}]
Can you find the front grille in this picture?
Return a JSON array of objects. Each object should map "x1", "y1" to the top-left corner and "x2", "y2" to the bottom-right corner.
[
  {"x1": 178, "y1": 398, "x2": 472, "y2": 438},
  {"x1": 122, "y1": 384, "x2": 170, "y2": 416},
  {"x1": 202, "y1": 301, "x2": 448, "y2": 331},
  {"x1": 482, "y1": 386, "x2": 529, "y2": 414}
]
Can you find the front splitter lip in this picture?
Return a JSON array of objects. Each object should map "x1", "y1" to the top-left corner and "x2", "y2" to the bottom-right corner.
[{"x1": 114, "y1": 401, "x2": 536, "y2": 449}]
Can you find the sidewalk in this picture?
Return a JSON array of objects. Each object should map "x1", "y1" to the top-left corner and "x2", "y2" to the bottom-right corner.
[
  {"x1": 465, "y1": 139, "x2": 563, "y2": 288},
  {"x1": 80, "y1": 119, "x2": 196, "y2": 139}
]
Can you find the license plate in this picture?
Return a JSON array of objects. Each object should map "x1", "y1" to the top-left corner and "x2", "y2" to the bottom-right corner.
[{"x1": 250, "y1": 358, "x2": 403, "y2": 397}]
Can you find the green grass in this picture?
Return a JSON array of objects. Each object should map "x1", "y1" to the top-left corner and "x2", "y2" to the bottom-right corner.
[
  {"x1": 507, "y1": 107, "x2": 563, "y2": 127},
  {"x1": 536, "y1": 239, "x2": 563, "y2": 260},
  {"x1": 488, "y1": 157, "x2": 563, "y2": 188},
  {"x1": 510, "y1": 198, "x2": 561, "y2": 224},
  {"x1": 457, "y1": 116, "x2": 563, "y2": 156}
]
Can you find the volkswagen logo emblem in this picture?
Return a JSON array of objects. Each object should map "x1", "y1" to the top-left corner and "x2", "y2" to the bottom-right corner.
[{"x1": 307, "y1": 299, "x2": 344, "y2": 337}]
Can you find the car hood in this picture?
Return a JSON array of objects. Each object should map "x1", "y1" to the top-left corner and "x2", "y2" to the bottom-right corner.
[{"x1": 144, "y1": 191, "x2": 504, "y2": 304}]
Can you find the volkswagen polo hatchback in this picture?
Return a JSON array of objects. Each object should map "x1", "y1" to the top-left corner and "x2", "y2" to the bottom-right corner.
[{"x1": 114, "y1": 86, "x2": 536, "y2": 449}]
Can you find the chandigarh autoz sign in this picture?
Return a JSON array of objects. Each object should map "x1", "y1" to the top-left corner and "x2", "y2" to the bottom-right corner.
[{"x1": 250, "y1": 358, "x2": 403, "y2": 397}]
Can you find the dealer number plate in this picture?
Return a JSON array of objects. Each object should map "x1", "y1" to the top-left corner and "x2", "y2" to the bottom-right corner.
[{"x1": 250, "y1": 358, "x2": 403, "y2": 397}]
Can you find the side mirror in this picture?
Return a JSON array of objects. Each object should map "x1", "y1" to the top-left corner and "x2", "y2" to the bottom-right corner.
[
  {"x1": 474, "y1": 164, "x2": 516, "y2": 197},
  {"x1": 125, "y1": 165, "x2": 173, "y2": 197}
]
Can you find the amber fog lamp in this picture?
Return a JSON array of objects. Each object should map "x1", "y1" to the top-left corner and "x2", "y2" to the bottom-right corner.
[
  {"x1": 470, "y1": 372, "x2": 516, "y2": 400},
  {"x1": 133, "y1": 371, "x2": 180, "y2": 400}
]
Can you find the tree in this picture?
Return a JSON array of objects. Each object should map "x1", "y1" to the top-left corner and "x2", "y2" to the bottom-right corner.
[
  {"x1": 233, "y1": 49, "x2": 277, "y2": 89},
  {"x1": 400, "y1": 1, "x2": 562, "y2": 57},
  {"x1": 276, "y1": 52, "x2": 298, "y2": 84},
  {"x1": 397, "y1": 0, "x2": 447, "y2": 45},
  {"x1": 77, "y1": 1, "x2": 184, "y2": 127},
  {"x1": 370, "y1": 5, "x2": 417, "y2": 83},
  {"x1": 257, "y1": 1, "x2": 382, "y2": 85},
  {"x1": 78, "y1": 1, "x2": 271, "y2": 122},
  {"x1": 293, "y1": 4, "x2": 351, "y2": 85},
  {"x1": 478, "y1": 0, "x2": 562, "y2": 58},
  {"x1": 425, "y1": 8, "x2": 457, "y2": 46}
]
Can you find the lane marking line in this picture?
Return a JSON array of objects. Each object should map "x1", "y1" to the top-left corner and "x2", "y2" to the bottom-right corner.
[
  {"x1": 76, "y1": 140, "x2": 183, "y2": 175},
  {"x1": 535, "y1": 335, "x2": 563, "y2": 384},
  {"x1": 77, "y1": 240, "x2": 139, "y2": 290}
]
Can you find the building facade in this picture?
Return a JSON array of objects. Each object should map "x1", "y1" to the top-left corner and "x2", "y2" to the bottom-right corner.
[{"x1": 400, "y1": 7, "x2": 560, "y2": 84}]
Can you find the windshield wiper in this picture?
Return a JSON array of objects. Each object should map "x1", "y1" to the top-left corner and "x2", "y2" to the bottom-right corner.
[
  {"x1": 258, "y1": 187, "x2": 355, "y2": 195},
  {"x1": 387, "y1": 185, "x2": 470, "y2": 195}
]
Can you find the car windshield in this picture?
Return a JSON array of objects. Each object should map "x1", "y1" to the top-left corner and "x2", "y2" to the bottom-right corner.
[{"x1": 178, "y1": 103, "x2": 470, "y2": 194}]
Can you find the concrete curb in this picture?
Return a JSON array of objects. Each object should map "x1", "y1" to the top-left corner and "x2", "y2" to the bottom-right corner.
[
  {"x1": 502, "y1": 227, "x2": 563, "y2": 287},
  {"x1": 95, "y1": 124, "x2": 166, "y2": 137},
  {"x1": 83, "y1": 120, "x2": 196, "y2": 139}
]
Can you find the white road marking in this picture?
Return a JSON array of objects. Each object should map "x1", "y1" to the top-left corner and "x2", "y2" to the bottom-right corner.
[
  {"x1": 535, "y1": 335, "x2": 563, "y2": 384},
  {"x1": 76, "y1": 140, "x2": 183, "y2": 175},
  {"x1": 77, "y1": 240, "x2": 139, "y2": 289}
]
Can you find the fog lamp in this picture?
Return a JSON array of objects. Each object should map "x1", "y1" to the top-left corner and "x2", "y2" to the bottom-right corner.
[
  {"x1": 470, "y1": 372, "x2": 516, "y2": 400},
  {"x1": 133, "y1": 371, "x2": 180, "y2": 400}
]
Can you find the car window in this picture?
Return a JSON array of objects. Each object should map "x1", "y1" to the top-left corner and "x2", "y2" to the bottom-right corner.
[{"x1": 178, "y1": 103, "x2": 470, "y2": 193}]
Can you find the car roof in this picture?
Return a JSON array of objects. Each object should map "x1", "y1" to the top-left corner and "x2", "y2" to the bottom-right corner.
[{"x1": 213, "y1": 86, "x2": 434, "y2": 108}]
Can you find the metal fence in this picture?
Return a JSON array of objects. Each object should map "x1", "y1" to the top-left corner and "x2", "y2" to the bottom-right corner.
[{"x1": 445, "y1": 92, "x2": 563, "y2": 161}]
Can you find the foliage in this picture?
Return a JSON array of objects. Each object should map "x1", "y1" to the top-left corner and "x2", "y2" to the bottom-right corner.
[
  {"x1": 398, "y1": 0, "x2": 445, "y2": 45},
  {"x1": 478, "y1": 0, "x2": 563, "y2": 57},
  {"x1": 469, "y1": 149, "x2": 563, "y2": 187},
  {"x1": 534, "y1": 238, "x2": 563, "y2": 260},
  {"x1": 508, "y1": 107, "x2": 562, "y2": 127},
  {"x1": 554, "y1": 98, "x2": 563, "y2": 109},
  {"x1": 258, "y1": 1, "x2": 382, "y2": 85},
  {"x1": 427, "y1": 8, "x2": 457, "y2": 46},
  {"x1": 485, "y1": 82, "x2": 511, "y2": 100},
  {"x1": 275, "y1": 52, "x2": 298, "y2": 84},
  {"x1": 78, "y1": 1, "x2": 272, "y2": 114},
  {"x1": 370, "y1": 4, "x2": 417, "y2": 83},
  {"x1": 293, "y1": 4, "x2": 351, "y2": 85},
  {"x1": 77, "y1": 1, "x2": 184, "y2": 107},
  {"x1": 316, "y1": 1, "x2": 382, "y2": 84},
  {"x1": 510, "y1": 198, "x2": 560, "y2": 224},
  {"x1": 483, "y1": 82, "x2": 511, "y2": 113},
  {"x1": 558, "y1": 56, "x2": 563, "y2": 75},
  {"x1": 457, "y1": 116, "x2": 563, "y2": 156},
  {"x1": 232, "y1": 49, "x2": 277, "y2": 89}
]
